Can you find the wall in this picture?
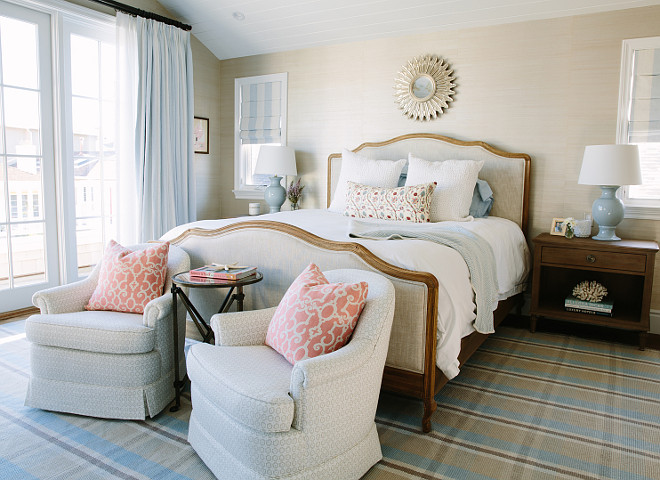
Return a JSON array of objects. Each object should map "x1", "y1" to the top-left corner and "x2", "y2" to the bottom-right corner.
[
  {"x1": 215, "y1": 6, "x2": 660, "y2": 315},
  {"x1": 65, "y1": 0, "x2": 224, "y2": 220}
]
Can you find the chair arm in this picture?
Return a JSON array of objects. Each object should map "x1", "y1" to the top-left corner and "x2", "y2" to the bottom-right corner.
[
  {"x1": 289, "y1": 339, "x2": 382, "y2": 431},
  {"x1": 32, "y1": 277, "x2": 98, "y2": 314},
  {"x1": 142, "y1": 293, "x2": 173, "y2": 328},
  {"x1": 290, "y1": 338, "x2": 373, "y2": 390},
  {"x1": 210, "y1": 307, "x2": 276, "y2": 346}
]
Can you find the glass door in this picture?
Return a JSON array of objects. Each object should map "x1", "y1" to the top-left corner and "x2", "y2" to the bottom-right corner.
[{"x1": 0, "y1": 2, "x2": 58, "y2": 311}]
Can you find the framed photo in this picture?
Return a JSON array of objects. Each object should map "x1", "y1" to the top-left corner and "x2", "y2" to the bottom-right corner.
[
  {"x1": 193, "y1": 116, "x2": 209, "y2": 154},
  {"x1": 550, "y1": 217, "x2": 567, "y2": 236}
]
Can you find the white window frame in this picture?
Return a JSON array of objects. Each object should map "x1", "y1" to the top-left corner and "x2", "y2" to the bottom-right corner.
[
  {"x1": 233, "y1": 73, "x2": 288, "y2": 200},
  {"x1": 617, "y1": 36, "x2": 660, "y2": 220}
]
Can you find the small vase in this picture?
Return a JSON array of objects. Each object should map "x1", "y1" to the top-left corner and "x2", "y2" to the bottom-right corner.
[
  {"x1": 565, "y1": 226, "x2": 574, "y2": 239},
  {"x1": 290, "y1": 202, "x2": 299, "y2": 211}
]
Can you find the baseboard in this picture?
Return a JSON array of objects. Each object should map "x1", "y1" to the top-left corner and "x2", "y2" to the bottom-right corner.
[{"x1": 0, "y1": 306, "x2": 39, "y2": 322}]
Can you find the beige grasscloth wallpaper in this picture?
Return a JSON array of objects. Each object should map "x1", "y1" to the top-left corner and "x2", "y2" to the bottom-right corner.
[
  {"x1": 214, "y1": 6, "x2": 660, "y2": 314},
  {"x1": 68, "y1": 1, "x2": 660, "y2": 318}
]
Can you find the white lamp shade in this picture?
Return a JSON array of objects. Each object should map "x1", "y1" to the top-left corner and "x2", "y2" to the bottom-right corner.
[
  {"x1": 254, "y1": 145, "x2": 297, "y2": 176},
  {"x1": 578, "y1": 144, "x2": 642, "y2": 186}
]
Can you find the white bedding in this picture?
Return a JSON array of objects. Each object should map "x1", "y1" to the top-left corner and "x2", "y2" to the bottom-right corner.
[{"x1": 161, "y1": 209, "x2": 530, "y2": 379}]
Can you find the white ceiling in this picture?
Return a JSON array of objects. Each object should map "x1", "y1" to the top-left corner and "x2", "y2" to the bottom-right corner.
[{"x1": 157, "y1": 0, "x2": 660, "y2": 60}]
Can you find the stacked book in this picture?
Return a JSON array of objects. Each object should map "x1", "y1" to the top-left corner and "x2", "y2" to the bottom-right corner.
[
  {"x1": 189, "y1": 264, "x2": 257, "y2": 280},
  {"x1": 564, "y1": 295, "x2": 613, "y2": 317}
]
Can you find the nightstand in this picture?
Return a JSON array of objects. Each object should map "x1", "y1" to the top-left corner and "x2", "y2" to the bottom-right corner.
[{"x1": 530, "y1": 233, "x2": 658, "y2": 349}]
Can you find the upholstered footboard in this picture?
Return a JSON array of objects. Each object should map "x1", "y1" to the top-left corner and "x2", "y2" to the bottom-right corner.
[{"x1": 168, "y1": 220, "x2": 444, "y2": 430}]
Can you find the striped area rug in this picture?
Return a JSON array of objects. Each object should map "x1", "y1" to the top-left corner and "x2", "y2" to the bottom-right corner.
[
  {"x1": 1, "y1": 321, "x2": 659, "y2": 479},
  {"x1": 369, "y1": 327, "x2": 660, "y2": 480}
]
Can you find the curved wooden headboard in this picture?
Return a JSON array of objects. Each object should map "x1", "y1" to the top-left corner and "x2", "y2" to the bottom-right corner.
[{"x1": 327, "y1": 133, "x2": 531, "y2": 235}]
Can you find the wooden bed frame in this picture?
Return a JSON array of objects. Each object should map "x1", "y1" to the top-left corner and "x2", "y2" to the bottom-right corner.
[{"x1": 168, "y1": 133, "x2": 531, "y2": 432}]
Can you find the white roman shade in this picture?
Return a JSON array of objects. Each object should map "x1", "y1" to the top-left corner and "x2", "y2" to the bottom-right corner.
[
  {"x1": 629, "y1": 47, "x2": 660, "y2": 143},
  {"x1": 239, "y1": 81, "x2": 282, "y2": 144}
]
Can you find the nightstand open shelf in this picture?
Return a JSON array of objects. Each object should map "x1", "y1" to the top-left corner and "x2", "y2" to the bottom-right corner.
[{"x1": 530, "y1": 233, "x2": 658, "y2": 349}]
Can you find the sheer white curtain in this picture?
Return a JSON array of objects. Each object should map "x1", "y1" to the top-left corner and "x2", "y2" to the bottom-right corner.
[{"x1": 116, "y1": 12, "x2": 196, "y2": 244}]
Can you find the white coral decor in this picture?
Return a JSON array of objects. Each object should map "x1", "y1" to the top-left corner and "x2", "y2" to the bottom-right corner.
[{"x1": 572, "y1": 280, "x2": 608, "y2": 303}]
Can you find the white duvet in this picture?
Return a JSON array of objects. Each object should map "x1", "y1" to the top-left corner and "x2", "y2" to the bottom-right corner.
[{"x1": 162, "y1": 209, "x2": 530, "y2": 379}]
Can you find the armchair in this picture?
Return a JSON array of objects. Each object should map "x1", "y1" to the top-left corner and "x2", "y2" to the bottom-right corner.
[
  {"x1": 186, "y1": 268, "x2": 396, "y2": 480},
  {"x1": 24, "y1": 243, "x2": 190, "y2": 420}
]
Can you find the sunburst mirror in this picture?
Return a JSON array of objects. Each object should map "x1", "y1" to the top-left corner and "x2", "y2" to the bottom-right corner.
[{"x1": 394, "y1": 54, "x2": 456, "y2": 121}]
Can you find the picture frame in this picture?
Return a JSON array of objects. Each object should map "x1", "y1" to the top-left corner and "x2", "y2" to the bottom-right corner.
[
  {"x1": 193, "y1": 116, "x2": 209, "y2": 154},
  {"x1": 550, "y1": 217, "x2": 566, "y2": 236}
]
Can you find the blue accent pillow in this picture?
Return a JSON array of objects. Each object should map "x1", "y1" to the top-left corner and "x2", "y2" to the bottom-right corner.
[
  {"x1": 397, "y1": 173, "x2": 407, "y2": 187},
  {"x1": 469, "y1": 179, "x2": 494, "y2": 218}
]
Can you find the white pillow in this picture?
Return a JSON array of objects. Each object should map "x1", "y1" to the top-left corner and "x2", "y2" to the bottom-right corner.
[
  {"x1": 405, "y1": 154, "x2": 484, "y2": 222},
  {"x1": 328, "y1": 149, "x2": 406, "y2": 213}
]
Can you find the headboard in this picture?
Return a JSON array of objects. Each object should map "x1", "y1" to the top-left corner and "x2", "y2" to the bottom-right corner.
[{"x1": 327, "y1": 133, "x2": 531, "y2": 235}]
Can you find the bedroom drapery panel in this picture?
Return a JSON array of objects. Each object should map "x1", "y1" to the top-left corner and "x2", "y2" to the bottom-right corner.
[
  {"x1": 239, "y1": 81, "x2": 283, "y2": 144},
  {"x1": 116, "y1": 11, "x2": 196, "y2": 244},
  {"x1": 629, "y1": 47, "x2": 660, "y2": 142}
]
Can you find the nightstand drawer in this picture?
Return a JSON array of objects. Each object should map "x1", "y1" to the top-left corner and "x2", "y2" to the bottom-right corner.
[{"x1": 541, "y1": 247, "x2": 646, "y2": 273}]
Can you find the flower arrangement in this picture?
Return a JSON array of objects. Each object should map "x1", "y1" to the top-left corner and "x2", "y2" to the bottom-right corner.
[
  {"x1": 286, "y1": 178, "x2": 305, "y2": 209},
  {"x1": 564, "y1": 217, "x2": 576, "y2": 238},
  {"x1": 572, "y1": 280, "x2": 608, "y2": 303}
]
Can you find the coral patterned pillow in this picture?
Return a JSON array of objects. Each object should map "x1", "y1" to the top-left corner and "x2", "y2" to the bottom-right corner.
[
  {"x1": 86, "y1": 240, "x2": 169, "y2": 314},
  {"x1": 344, "y1": 181, "x2": 435, "y2": 222},
  {"x1": 265, "y1": 263, "x2": 368, "y2": 365}
]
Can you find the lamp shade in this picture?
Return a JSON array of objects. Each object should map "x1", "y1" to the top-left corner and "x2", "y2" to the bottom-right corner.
[
  {"x1": 578, "y1": 144, "x2": 642, "y2": 186},
  {"x1": 254, "y1": 145, "x2": 297, "y2": 176}
]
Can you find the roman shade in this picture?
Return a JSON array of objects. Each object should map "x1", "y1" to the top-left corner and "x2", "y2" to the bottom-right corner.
[
  {"x1": 628, "y1": 47, "x2": 660, "y2": 142},
  {"x1": 239, "y1": 81, "x2": 283, "y2": 144}
]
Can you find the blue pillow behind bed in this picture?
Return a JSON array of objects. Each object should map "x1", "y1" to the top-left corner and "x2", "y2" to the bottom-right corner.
[{"x1": 469, "y1": 179, "x2": 494, "y2": 218}]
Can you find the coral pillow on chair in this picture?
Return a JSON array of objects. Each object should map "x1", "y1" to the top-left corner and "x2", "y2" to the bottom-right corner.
[
  {"x1": 86, "y1": 240, "x2": 169, "y2": 314},
  {"x1": 265, "y1": 263, "x2": 368, "y2": 364}
]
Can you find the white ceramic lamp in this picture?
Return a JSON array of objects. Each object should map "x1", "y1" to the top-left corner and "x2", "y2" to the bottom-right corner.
[
  {"x1": 578, "y1": 144, "x2": 642, "y2": 241},
  {"x1": 254, "y1": 145, "x2": 297, "y2": 213}
]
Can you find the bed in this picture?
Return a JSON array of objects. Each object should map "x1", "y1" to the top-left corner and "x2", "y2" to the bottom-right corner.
[{"x1": 161, "y1": 133, "x2": 531, "y2": 432}]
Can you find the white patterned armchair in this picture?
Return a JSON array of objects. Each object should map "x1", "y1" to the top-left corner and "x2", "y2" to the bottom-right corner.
[
  {"x1": 186, "y1": 268, "x2": 396, "y2": 480},
  {"x1": 24, "y1": 243, "x2": 190, "y2": 420}
]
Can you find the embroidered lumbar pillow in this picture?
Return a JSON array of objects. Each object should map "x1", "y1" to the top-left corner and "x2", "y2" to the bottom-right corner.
[
  {"x1": 265, "y1": 263, "x2": 368, "y2": 364},
  {"x1": 344, "y1": 181, "x2": 435, "y2": 222},
  {"x1": 86, "y1": 240, "x2": 169, "y2": 314}
]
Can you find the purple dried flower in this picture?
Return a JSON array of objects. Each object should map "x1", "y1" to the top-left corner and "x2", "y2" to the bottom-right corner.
[{"x1": 286, "y1": 177, "x2": 305, "y2": 203}]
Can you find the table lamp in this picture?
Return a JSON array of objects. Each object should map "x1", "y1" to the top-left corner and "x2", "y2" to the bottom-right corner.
[
  {"x1": 254, "y1": 145, "x2": 297, "y2": 213},
  {"x1": 578, "y1": 144, "x2": 642, "y2": 241}
]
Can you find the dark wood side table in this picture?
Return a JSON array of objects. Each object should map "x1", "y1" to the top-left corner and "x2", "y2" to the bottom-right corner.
[
  {"x1": 530, "y1": 233, "x2": 658, "y2": 350},
  {"x1": 169, "y1": 271, "x2": 263, "y2": 412}
]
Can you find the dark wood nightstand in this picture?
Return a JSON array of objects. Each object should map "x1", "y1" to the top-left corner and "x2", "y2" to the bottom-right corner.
[{"x1": 530, "y1": 233, "x2": 658, "y2": 349}]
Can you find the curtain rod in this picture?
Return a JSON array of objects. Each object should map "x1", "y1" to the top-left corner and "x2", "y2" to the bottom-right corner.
[{"x1": 87, "y1": 0, "x2": 192, "y2": 31}]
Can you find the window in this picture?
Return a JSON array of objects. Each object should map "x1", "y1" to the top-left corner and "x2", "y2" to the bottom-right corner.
[
  {"x1": 63, "y1": 26, "x2": 116, "y2": 277},
  {"x1": 32, "y1": 193, "x2": 39, "y2": 217},
  {"x1": 9, "y1": 194, "x2": 17, "y2": 219},
  {"x1": 21, "y1": 194, "x2": 27, "y2": 218},
  {"x1": 617, "y1": 37, "x2": 660, "y2": 219},
  {"x1": 234, "y1": 73, "x2": 288, "y2": 199},
  {"x1": 0, "y1": 0, "x2": 115, "y2": 311}
]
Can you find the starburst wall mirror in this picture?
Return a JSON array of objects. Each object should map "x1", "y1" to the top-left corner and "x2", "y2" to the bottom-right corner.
[{"x1": 394, "y1": 54, "x2": 456, "y2": 121}]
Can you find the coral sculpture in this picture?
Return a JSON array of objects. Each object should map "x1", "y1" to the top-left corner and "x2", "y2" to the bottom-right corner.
[{"x1": 572, "y1": 280, "x2": 608, "y2": 303}]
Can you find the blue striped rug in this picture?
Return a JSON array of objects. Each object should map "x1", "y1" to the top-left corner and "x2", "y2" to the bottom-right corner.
[{"x1": 1, "y1": 320, "x2": 659, "y2": 479}]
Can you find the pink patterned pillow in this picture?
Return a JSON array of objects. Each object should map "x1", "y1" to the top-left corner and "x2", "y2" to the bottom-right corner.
[
  {"x1": 344, "y1": 181, "x2": 435, "y2": 222},
  {"x1": 86, "y1": 240, "x2": 169, "y2": 314},
  {"x1": 265, "y1": 263, "x2": 368, "y2": 364}
]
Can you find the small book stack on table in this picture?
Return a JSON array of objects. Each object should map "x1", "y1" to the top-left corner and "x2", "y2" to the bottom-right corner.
[
  {"x1": 189, "y1": 264, "x2": 257, "y2": 281},
  {"x1": 564, "y1": 295, "x2": 614, "y2": 317}
]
